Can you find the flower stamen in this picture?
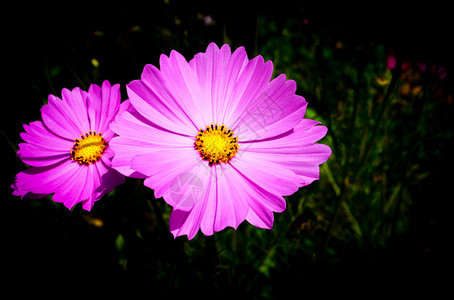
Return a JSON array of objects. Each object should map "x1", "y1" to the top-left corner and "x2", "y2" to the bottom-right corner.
[
  {"x1": 70, "y1": 131, "x2": 107, "y2": 165},
  {"x1": 194, "y1": 123, "x2": 239, "y2": 165}
]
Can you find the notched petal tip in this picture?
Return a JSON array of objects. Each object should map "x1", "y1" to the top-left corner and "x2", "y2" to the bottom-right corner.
[{"x1": 206, "y1": 42, "x2": 220, "y2": 51}]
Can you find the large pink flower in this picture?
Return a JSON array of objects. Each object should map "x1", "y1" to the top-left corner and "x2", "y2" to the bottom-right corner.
[
  {"x1": 110, "y1": 43, "x2": 331, "y2": 239},
  {"x1": 12, "y1": 81, "x2": 127, "y2": 211}
]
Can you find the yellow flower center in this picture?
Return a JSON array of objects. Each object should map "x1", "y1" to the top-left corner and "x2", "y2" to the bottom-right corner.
[
  {"x1": 194, "y1": 123, "x2": 239, "y2": 166},
  {"x1": 70, "y1": 131, "x2": 107, "y2": 165}
]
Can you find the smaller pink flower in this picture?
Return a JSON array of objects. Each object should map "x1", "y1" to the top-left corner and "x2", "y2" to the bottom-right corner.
[
  {"x1": 11, "y1": 81, "x2": 128, "y2": 211},
  {"x1": 387, "y1": 54, "x2": 397, "y2": 70}
]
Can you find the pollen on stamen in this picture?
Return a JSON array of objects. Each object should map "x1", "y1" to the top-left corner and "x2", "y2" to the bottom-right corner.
[
  {"x1": 70, "y1": 131, "x2": 108, "y2": 165},
  {"x1": 194, "y1": 123, "x2": 239, "y2": 166}
]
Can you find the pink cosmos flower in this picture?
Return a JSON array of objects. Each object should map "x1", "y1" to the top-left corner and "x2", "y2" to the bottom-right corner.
[
  {"x1": 110, "y1": 43, "x2": 331, "y2": 239},
  {"x1": 387, "y1": 55, "x2": 397, "y2": 70},
  {"x1": 12, "y1": 81, "x2": 127, "y2": 211}
]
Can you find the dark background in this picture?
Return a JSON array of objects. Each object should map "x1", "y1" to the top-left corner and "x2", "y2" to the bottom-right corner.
[{"x1": 3, "y1": 1, "x2": 452, "y2": 296}]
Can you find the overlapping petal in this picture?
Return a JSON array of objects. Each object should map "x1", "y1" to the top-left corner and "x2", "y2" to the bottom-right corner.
[
  {"x1": 17, "y1": 121, "x2": 72, "y2": 167},
  {"x1": 86, "y1": 80, "x2": 122, "y2": 138},
  {"x1": 232, "y1": 74, "x2": 308, "y2": 141},
  {"x1": 189, "y1": 43, "x2": 249, "y2": 123},
  {"x1": 241, "y1": 121, "x2": 332, "y2": 185}
]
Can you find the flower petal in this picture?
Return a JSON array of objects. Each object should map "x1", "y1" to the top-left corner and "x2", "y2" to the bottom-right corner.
[
  {"x1": 160, "y1": 168, "x2": 206, "y2": 210},
  {"x1": 110, "y1": 110, "x2": 193, "y2": 148},
  {"x1": 232, "y1": 74, "x2": 308, "y2": 141},
  {"x1": 17, "y1": 121, "x2": 72, "y2": 167},
  {"x1": 189, "y1": 43, "x2": 250, "y2": 124},
  {"x1": 12, "y1": 159, "x2": 76, "y2": 198},
  {"x1": 127, "y1": 64, "x2": 196, "y2": 136},
  {"x1": 159, "y1": 50, "x2": 208, "y2": 128},
  {"x1": 109, "y1": 137, "x2": 155, "y2": 178},
  {"x1": 20, "y1": 121, "x2": 73, "y2": 150},
  {"x1": 169, "y1": 166, "x2": 215, "y2": 239},
  {"x1": 99, "y1": 81, "x2": 122, "y2": 133},
  {"x1": 134, "y1": 148, "x2": 202, "y2": 202},
  {"x1": 61, "y1": 87, "x2": 90, "y2": 133},
  {"x1": 41, "y1": 95, "x2": 83, "y2": 140},
  {"x1": 242, "y1": 125, "x2": 329, "y2": 154},
  {"x1": 168, "y1": 161, "x2": 286, "y2": 239},
  {"x1": 246, "y1": 203, "x2": 275, "y2": 230},
  {"x1": 223, "y1": 55, "x2": 274, "y2": 126},
  {"x1": 52, "y1": 163, "x2": 89, "y2": 209},
  {"x1": 213, "y1": 164, "x2": 251, "y2": 231},
  {"x1": 240, "y1": 123, "x2": 331, "y2": 185},
  {"x1": 87, "y1": 83, "x2": 102, "y2": 133},
  {"x1": 98, "y1": 162, "x2": 125, "y2": 195},
  {"x1": 17, "y1": 143, "x2": 69, "y2": 167},
  {"x1": 231, "y1": 151, "x2": 302, "y2": 196}
]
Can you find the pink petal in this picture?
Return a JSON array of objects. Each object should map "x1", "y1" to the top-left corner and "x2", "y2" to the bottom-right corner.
[
  {"x1": 52, "y1": 163, "x2": 89, "y2": 209},
  {"x1": 198, "y1": 169, "x2": 218, "y2": 236},
  {"x1": 154, "y1": 159, "x2": 208, "y2": 205},
  {"x1": 96, "y1": 156, "x2": 124, "y2": 191},
  {"x1": 41, "y1": 95, "x2": 84, "y2": 140},
  {"x1": 80, "y1": 161, "x2": 124, "y2": 211},
  {"x1": 131, "y1": 148, "x2": 196, "y2": 177},
  {"x1": 61, "y1": 87, "x2": 90, "y2": 133},
  {"x1": 12, "y1": 159, "x2": 76, "y2": 198},
  {"x1": 83, "y1": 164, "x2": 101, "y2": 210},
  {"x1": 17, "y1": 143, "x2": 69, "y2": 167},
  {"x1": 239, "y1": 168, "x2": 287, "y2": 228},
  {"x1": 232, "y1": 74, "x2": 308, "y2": 141},
  {"x1": 18, "y1": 121, "x2": 72, "y2": 167},
  {"x1": 87, "y1": 81, "x2": 122, "y2": 134},
  {"x1": 159, "y1": 169, "x2": 206, "y2": 210},
  {"x1": 213, "y1": 164, "x2": 251, "y2": 231},
  {"x1": 296, "y1": 119, "x2": 322, "y2": 131},
  {"x1": 127, "y1": 64, "x2": 196, "y2": 136},
  {"x1": 189, "y1": 43, "x2": 227, "y2": 123},
  {"x1": 281, "y1": 161, "x2": 321, "y2": 186},
  {"x1": 100, "y1": 81, "x2": 121, "y2": 133},
  {"x1": 103, "y1": 99, "x2": 132, "y2": 141},
  {"x1": 245, "y1": 204, "x2": 275, "y2": 230},
  {"x1": 159, "y1": 50, "x2": 208, "y2": 128},
  {"x1": 231, "y1": 151, "x2": 302, "y2": 196},
  {"x1": 188, "y1": 43, "x2": 249, "y2": 124},
  {"x1": 169, "y1": 161, "x2": 286, "y2": 239},
  {"x1": 223, "y1": 55, "x2": 274, "y2": 127},
  {"x1": 284, "y1": 143, "x2": 332, "y2": 185},
  {"x1": 109, "y1": 110, "x2": 194, "y2": 148},
  {"x1": 237, "y1": 171, "x2": 287, "y2": 214},
  {"x1": 87, "y1": 83, "x2": 102, "y2": 133},
  {"x1": 133, "y1": 148, "x2": 202, "y2": 202},
  {"x1": 79, "y1": 164, "x2": 96, "y2": 210},
  {"x1": 243, "y1": 125, "x2": 329, "y2": 154},
  {"x1": 236, "y1": 119, "x2": 331, "y2": 186},
  {"x1": 109, "y1": 137, "x2": 155, "y2": 178},
  {"x1": 21, "y1": 121, "x2": 73, "y2": 150},
  {"x1": 169, "y1": 166, "x2": 215, "y2": 239}
]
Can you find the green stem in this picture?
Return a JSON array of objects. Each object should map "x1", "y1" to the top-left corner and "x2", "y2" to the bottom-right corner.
[
  {"x1": 319, "y1": 66, "x2": 400, "y2": 262},
  {"x1": 147, "y1": 196, "x2": 167, "y2": 233},
  {"x1": 354, "y1": 68, "x2": 400, "y2": 179},
  {"x1": 318, "y1": 187, "x2": 344, "y2": 262}
]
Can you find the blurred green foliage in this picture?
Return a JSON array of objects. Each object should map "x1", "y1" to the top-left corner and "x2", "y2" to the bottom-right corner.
[{"x1": 3, "y1": 1, "x2": 452, "y2": 297}]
